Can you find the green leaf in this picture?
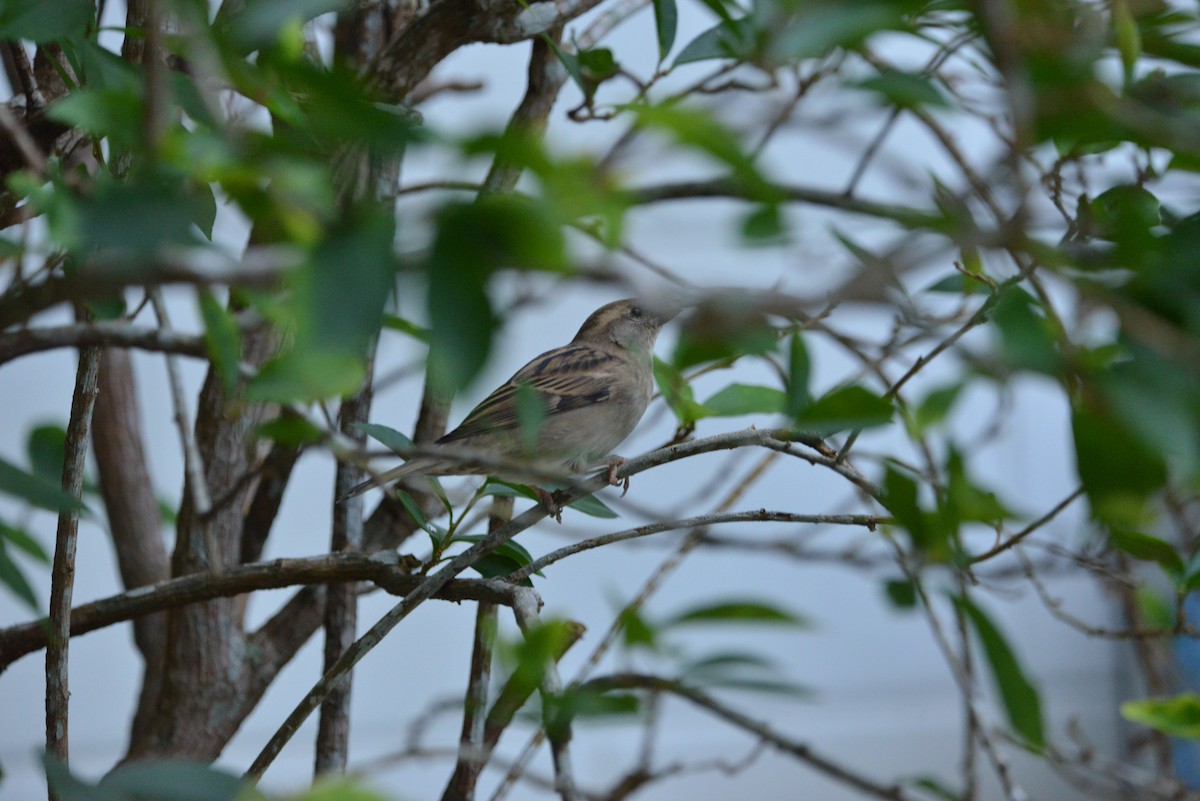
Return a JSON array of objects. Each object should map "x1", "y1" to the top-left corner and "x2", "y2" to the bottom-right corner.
[
  {"x1": 557, "y1": 687, "x2": 641, "y2": 719},
  {"x1": 794, "y1": 385, "x2": 893, "y2": 434},
  {"x1": 457, "y1": 534, "x2": 540, "y2": 586},
  {"x1": 0, "y1": 457, "x2": 86, "y2": 514},
  {"x1": 672, "y1": 304, "x2": 777, "y2": 370},
  {"x1": 990, "y1": 288, "x2": 1059, "y2": 374},
  {"x1": 956, "y1": 596, "x2": 1045, "y2": 751},
  {"x1": 290, "y1": 780, "x2": 392, "y2": 801},
  {"x1": 43, "y1": 755, "x2": 122, "y2": 801},
  {"x1": 1072, "y1": 405, "x2": 1167, "y2": 525},
  {"x1": 909, "y1": 777, "x2": 965, "y2": 801},
  {"x1": 666, "y1": 599, "x2": 808, "y2": 627},
  {"x1": 1089, "y1": 184, "x2": 1161, "y2": 238},
  {"x1": 255, "y1": 416, "x2": 324, "y2": 446},
  {"x1": 0, "y1": 535, "x2": 39, "y2": 609},
  {"x1": 653, "y1": 0, "x2": 678, "y2": 61},
  {"x1": 785, "y1": 332, "x2": 811, "y2": 417},
  {"x1": 0, "y1": 0, "x2": 93, "y2": 43},
  {"x1": 882, "y1": 466, "x2": 942, "y2": 558},
  {"x1": 566, "y1": 493, "x2": 619, "y2": 519},
  {"x1": 740, "y1": 203, "x2": 785, "y2": 242},
  {"x1": 680, "y1": 652, "x2": 811, "y2": 696},
  {"x1": 27, "y1": 424, "x2": 67, "y2": 482},
  {"x1": 0, "y1": 520, "x2": 49, "y2": 562},
  {"x1": 353, "y1": 423, "x2": 413, "y2": 457},
  {"x1": 218, "y1": 0, "x2": 352, "y2": 53},
  {"x1": 198, "y1": 291, "x2": 242, "y2": 396},
  {"x1": 98, "y1": 759, "x2": 247, "y2": 801},
  {"x1": 673, "y1": 16, "x2": 758, "y2": 65},
  {"x1": 627, "y1": 104, "x2": 773, "y2": 200},
  {"x1": 700, "y1": 383, "x2": 786, "y2": 417},
  {"x1": 884, "y1": 579, "x2": 917, "y2": 609},
  {"x1": 855, "y1": 71, "x2": 949, "y2": 108},
  {"x1": 66, "y1": 176, "x2": 211, "y2": 255},
  {"x1": 248, "y1": 350, "x2": 364, "y2": 403},
  {"x1": 911, "y1": 383, "x2": 963, "y2": 433},
  {"x1": 50, "y1": 87, "x2": 143, "y2": 146},
  {"x1": 769, "y1": 3, "x2": 904, "y2": 60},
  {"x1": 250, "y1": 209, "x2": 395, "y2": 402},
  {"x1": 292, "y1": 207, "x2": 396, "y2": 362},
  {"x1": 578, "y1": 48, "x2": 618, "y2": 82},
  {"x1": 653, "y1": 357, "x2": 710, "y2": 426},
  {"x1": 618, "y1": 605, "x2": 658, "y2": 650},
  {"x1": 943, "y1": 448, "x2": 1012, "y2": 528},
  {"x1": 1122, "y1": 694, "x2": 1200, "y2": 739},
  {"x1": 427, "y1": 195, "x2": 566, "y2": 393},
  {"x1": 1112, "y1": 0, "x2": 1142, "y2": 79},
  {"x1": 1110, "y1": 529, "x2": 1185, "y2": 579},
  {"x1": 381, "y1": 314, "x2": 430, "y2": 343},
  {"x1": 1137, "y1": 586, "x2": 1175, "y2": 630}
]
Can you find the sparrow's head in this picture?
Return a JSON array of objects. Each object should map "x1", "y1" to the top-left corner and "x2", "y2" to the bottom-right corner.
[{"x1": 573, "y1": 298, "x2": 679, "y2": 353}]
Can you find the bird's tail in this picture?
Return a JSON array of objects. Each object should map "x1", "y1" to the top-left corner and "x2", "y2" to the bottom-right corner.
[{"x1": 337, "y1": 462, "x2": 421, "y2": 503}]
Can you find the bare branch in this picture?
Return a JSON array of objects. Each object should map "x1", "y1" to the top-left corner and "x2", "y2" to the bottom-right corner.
[
  {"x1": 0, "y1": 321, "x2": 207, "y2": 366},
  {"x1": 315, "y1": 345, "x2": 377, "y2": 776},
  {"x1": 0, "y1": 552, "x2": 527, "y2": 671},
  {"x1": 506, "y1": 510, "x2": 887, "y2": 583},
  {"x1": 45, "y1": 344, "x2": 100, "y2": 766}
]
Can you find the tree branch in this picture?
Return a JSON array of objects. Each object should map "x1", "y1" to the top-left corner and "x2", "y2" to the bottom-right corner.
[
  {"x1": 315, "y1": 348, "x2": 376, "y2": 776},
  {"x1": 91, "y1": 348, "x2": 170, "y2": 746},
  {"x1": 0, "y1": 552, "x2": 527, "y2": 671},
  {"x1": 0, "y1": 321, "x2": 207, "y2": 366},
  {"x1": 45, "y1": 344, "x2": 100, "y2": 766}
]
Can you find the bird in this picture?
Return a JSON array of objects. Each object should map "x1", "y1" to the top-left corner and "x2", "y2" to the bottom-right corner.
[{"x1": 341, "y1": 298, "x2": 677, "y2": 519}]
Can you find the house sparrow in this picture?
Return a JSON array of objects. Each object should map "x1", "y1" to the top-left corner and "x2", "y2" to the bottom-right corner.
[{"x1": 342, "y1": 298, "x2": 677, "y2": 518}]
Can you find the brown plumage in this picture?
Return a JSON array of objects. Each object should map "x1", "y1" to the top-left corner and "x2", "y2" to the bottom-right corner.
[{"x1": 342, "y1": 299, "x2": 676, "y2": 502}]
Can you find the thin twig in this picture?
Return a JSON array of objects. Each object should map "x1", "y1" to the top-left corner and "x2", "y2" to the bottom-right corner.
[
  {"x1": 512, "y1": 588, "x2": 580, "y2": 801},
  {"x1": 315, "y1": 342, "x2": 377, "y2": 776},
  {"x1": 45, "y1": 344, "x2": 100, "y2": 773},
  {"x1": 969, "y1": 487, "x2": 1084, "y2": 564},
  {"x1": 150, "y1": 291, "x2": 214, "y2": 551},
  {"x1": 507, "y1": 510, "x2": 886, "y2": 583}
]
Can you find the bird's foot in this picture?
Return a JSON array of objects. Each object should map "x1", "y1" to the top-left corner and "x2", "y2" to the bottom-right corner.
[
  {"x1": 605, "y1": 455, "x2": 630, "y2": 497},
  {"x1": 534, "y1": 486, "x2": 565, "y2": 524}
]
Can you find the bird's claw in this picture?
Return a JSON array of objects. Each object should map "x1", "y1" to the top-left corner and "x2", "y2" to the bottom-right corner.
[
  {"x1": 605, "y1": 456, "x2": 630, "y2": 497},
  {"x1": 534, "y1": 486, "x2": 565, "y2": 524}
]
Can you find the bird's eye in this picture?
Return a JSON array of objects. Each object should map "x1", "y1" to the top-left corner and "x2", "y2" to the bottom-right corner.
[{"x1": 630, "y1": 306, "x2": 644, "y2": 319}]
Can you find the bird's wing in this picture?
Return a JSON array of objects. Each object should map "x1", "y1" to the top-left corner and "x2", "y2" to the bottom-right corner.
[{"x1": 438, "y1": 343, "x2": 622, "y2": 444}]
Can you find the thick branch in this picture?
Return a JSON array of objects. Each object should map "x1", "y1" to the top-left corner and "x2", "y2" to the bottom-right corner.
[
  {"x1": 0, "y1": 321, "x2": 206, "y2": 366},
  {"x1": 0, "y1": 552, "x2": 520, "y2": 671},
  {"x1": 91, "y1": 348, "x2": 170, "y2": 744}
]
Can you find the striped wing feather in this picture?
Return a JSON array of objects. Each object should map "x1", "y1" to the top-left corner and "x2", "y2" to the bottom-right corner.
[{"x1": 439, "y1": 344, "x2": 618, "y2": 444}]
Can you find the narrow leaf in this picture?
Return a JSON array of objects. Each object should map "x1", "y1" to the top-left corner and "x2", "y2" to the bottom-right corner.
[
  {"x1": 956, "y1": 596, "x2": 1045, "y2": 751},
  {"x1": 0, "y1": 457, "x2": 86, "y2": 514},
  {"x1": 667, "y1": 600, "x2": 808, "y2": 627},
  {"x1": 701, "y1": 383, "x2": 786, "y2": 417},
  {"x1": 653, "y1": 0, "x2": 678, "y2": 61},
  {"x1": 1122, "y1": 694, "x2": 1200, "y2": 739},
  {"x1": 354, "y1": 422, "x2": 414, "y2": 454}
]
